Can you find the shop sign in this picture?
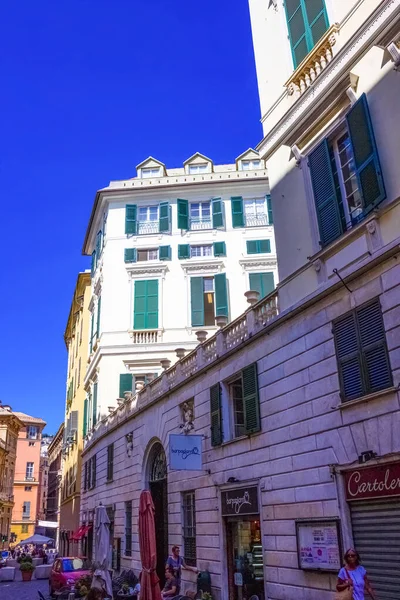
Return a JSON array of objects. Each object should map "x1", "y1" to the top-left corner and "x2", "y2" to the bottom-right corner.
[
  {"x1": 221, "y1": 486, "x2": 259, "y2": 516},
  {"x1": 345, "y1": 462, "x2": 400, "y2": 501},
  {"x1": 296, "y1": 519, "x2": 342, "y2": 572},
  {"x1": 169, "y1": 434, "x2": 203, "y2": 471}
]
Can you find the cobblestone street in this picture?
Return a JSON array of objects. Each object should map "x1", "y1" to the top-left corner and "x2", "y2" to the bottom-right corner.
[{"x1": 0, "y1": 578, "x2": 49, "y2": 600}]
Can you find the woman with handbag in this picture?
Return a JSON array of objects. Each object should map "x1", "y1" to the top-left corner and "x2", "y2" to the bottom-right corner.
[{"x1": 336, "y1": 549, "x2": 376, "y2": 600}]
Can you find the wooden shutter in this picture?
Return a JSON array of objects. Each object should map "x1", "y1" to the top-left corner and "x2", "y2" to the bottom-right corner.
[
  {"x1": 212, "y1": 198, "x2": 224, "y2": 228},
  {"x1": 83, "y1": 397, "x2": 88, "y2": 437},
  {"x1": 178, "y1": 244, "x2": 190, "y2": 259},
  {"x1": 119, "y1": 374, "x2": 133, "y2": 398},
  {"x1": 107, "y1": 444, "x2": 114, "y2": 481},
  {"x1": 91, "y1": 251, "x2": 96, "y2": 277},
  {"x1": 92, "y1": 455, "x2": 97, "y2": 488},
  {"x1": 284, "y1": 0, "x2": 329, "y2": 68},
  {"x1": 159, "y1": 202, "x2": 170, "y2": 232},
  {"x1": 210, "y1": 383, "x2": 222, "y2": 446},
  {"x1": 124, "y1": 248, "x2": 137, "y2": 263},
  {"x1": 146, "y1": 280, "x2": 158, "y2": 329},
  {"x1": 213, "y1": 241, "x2": 226, "y2": 257},
  {"x1": 247, "y1": 240, "x2": 258, "y2": 254},
  {"x1": 190, "y1": 277, "x2": 204, "y2": 327},
  {"x1": 125, "y1": 205, "x2": 137, "y2": 234},
  {"x1": 70, "y1": 411, "x2": 78, "y2": 439},
  {"x1": 309, "y1": 139, "x2": 343, "y2": 246},
  {"x1": 249, "y1": 272, "x2": 274, "y2": 299},
  {"x1": 177, "y1": 199, "x2": 189, "y2": 230},
  {"x1": 266, "y1": 194, "x2": 273, "y2": 224},
  {"x1": 243, "y1": 363, "x2": 261, "y2": 434},
  {"x1": 346, "y1": 94, "x2": 386, "y2": 211},
  {"x1": 215, "y1": 273, "x2": 228, "y2": 317},
  {"x1": 259, "y1": 239, "x2": 271, "y2": 253},
  {"x1": 95, "y1": 231, "x2": 102, "y2": 258},
  {"x1": 89, "y1": 312, "x2": 95, "y2": 353},
  {"x1": 159, "y1": 245, "x2": 171, "y2": 260},
  {"x1": 357, "y1": 299, "x2": 392, "y2": 394},
  {"x1": 231, "y1": 196, "x2": 244, "y2": 228},
  {"x1": 134, "y1": 280, "x2": 159, "y2": 330},
  {"x1": 92, "y1": 383, "x2": 98, "y2": 426},
  {"x1": 96, "y1": 296, "x2": 101, "y2": 338},
  {"x1": 334, "y1": 312, "x2": 364, "y2": 401}
]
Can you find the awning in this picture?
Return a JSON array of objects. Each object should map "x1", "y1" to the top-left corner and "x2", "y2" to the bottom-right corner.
[{"x1": 70, "y1": 525, "x2": 91, "y2": 541}]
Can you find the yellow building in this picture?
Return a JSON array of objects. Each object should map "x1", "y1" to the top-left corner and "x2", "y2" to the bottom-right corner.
[
  {"x1": 0, "y1": 406, "x2": 23, "y2": 548},
  {"x1": 59, "y1": 271, "x2": 91, "y2": 555}
]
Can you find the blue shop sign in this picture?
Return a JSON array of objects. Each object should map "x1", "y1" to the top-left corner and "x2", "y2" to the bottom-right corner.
[{"x1": 169, "y1": 434, "x2": 203, "y2": 471}]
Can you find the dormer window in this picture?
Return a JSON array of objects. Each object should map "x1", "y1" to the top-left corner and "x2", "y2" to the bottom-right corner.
[
  {"x1": 188, "y1": 164, "x2": 208, "y2": 175},
  {"x1": 241, "y1": 159, "x2": 261, "y2": 171},
  {"x1": 141, "y1": 167, "x2": 161, "y2": 179}
]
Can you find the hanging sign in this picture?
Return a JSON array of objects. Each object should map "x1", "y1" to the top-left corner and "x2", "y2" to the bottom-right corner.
[
  {"x1": 169, "y1": 434, "x2": 203, "y2": 471},
  {"x1": 345, "y1": 462, "x2": 400, "y2": 501},
  {"x1": 296, "y1": 519, "x2": 342, "y2": 572},
  {"x1": 221, "y1": 486, "x2": 259, "y2": 516}
]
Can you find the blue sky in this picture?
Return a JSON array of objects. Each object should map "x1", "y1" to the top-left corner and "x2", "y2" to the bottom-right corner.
[{"x1": 0, "y1": 0, "x2": 262, "y2": 433}]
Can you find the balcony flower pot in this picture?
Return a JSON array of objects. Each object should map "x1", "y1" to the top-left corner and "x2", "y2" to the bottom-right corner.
[
  {"x1": 195, "y1": 330, "x2": 208, "y2": 343},
  {"x1": 244, "y1": 290, "x2": 260, "y2": 305},
  {"x1": 175, "y1": 347, "x2": 186, "y2": 358},
  {"x1": 215, "y1": 315, "x2": 228, "y2": 328}
]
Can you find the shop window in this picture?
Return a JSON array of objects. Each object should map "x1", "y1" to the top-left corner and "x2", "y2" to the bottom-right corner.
[
  {"x1": 333, "y1": 298, "x2": 392, "y2": 402},
  {"x1": 182, "y1": 491, "x2": 196, "y2": 566},
  {"x1": 210, "y1": 363, "x2": 260, "y2": 446},
  {"x1": 125, "y1": 501, "x2": 132, "y2": 557}
]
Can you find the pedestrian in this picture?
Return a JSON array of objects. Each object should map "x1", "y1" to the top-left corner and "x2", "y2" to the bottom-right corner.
[
  {"x1": 336, "y1": 548, "x2": 376, "y2": 600},
  {"x1": 161, "y1": 565, "x2": 178, "y2": 599},
  {"x1": 166, "y1": 545, "x2": 198, "y2": 594}
]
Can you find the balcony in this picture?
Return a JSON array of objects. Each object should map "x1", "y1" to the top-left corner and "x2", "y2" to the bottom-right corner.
[
  {"x1": 137, "y1": 220, "x2": 159, "y2": 235},
  {"x1": 190, "y1": 217, "x2": 212, "y2": 231},
  {"x1": 285, "y1": 24, "x2": 340, "y2": 98},
  {"x1": 245, "y1": 213, "x2": 268, "y2": 227},
  {"x1": 22, "y1": 514, "x2": 31, "y2": 520},
  {"x1": 25, "y1": 477, "x2": 36, "y2": 482},
  {"x1": 128, "y1": 329, "x2": 163, "y2": 344}
]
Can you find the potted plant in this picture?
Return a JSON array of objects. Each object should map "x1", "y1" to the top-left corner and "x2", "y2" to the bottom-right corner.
[
  {"x1": 75, "y1": 573, "x2": 92, "y2": 597},
  {"x1": 20, "y1": 560, "x2": 35, "y2": 581}
]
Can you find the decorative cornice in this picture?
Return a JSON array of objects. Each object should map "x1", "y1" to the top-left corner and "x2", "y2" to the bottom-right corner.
[
  {"x1": 181, "y1": 259, "x2": 224, "y2": 275},
  {"x1": 239, "y1": 258, "x2": 277, "y2": 273},
  {"x1": 126, "y1": 263, "x2": 169, "y2": 278}
]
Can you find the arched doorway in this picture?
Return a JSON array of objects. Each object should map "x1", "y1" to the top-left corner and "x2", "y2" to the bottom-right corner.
[{"x1": 148, "y1": 442, "x2": 168, "y2": 587}]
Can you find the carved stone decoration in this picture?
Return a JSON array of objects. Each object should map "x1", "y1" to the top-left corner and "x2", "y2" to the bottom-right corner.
[
  {"x1": 126, "y1": 432, "x2": 133, "y2": 457},
  {"x1": 313, "y1": 259, "x2": 323, "y2": 273},
  {"x1": 180, "y1": 400, "x2": 194, "y2": 434},
  {"x1": 366, "y1": 220, "x2": 376, "y2": 235}
]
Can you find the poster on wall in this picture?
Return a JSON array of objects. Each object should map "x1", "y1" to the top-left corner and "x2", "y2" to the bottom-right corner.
[
  {"x1": 169, "y1": 434, "x2": 203, "y2": 471},
  {"x1": 296, "y1": 519, "x2": 342, "y2": 572}
]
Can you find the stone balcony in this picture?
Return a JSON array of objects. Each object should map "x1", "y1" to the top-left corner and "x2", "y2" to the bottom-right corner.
[{"x1": 285, "y1": 24, "x2": 340, "y2": 98}]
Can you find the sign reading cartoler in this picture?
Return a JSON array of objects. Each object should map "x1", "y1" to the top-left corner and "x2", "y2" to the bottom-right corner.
[
  {"x1": 345, "y1": 461, "x2": 400, "y2": 501},
  {"x1": 221, "y1": 486, "x2": 259, "y2": 516}
]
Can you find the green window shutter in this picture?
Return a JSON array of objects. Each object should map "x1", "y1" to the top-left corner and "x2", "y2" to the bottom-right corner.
[
  {"x1": 125, "y1": 205, "x2": 137, "y2": 234},
  {"x1": 334, "y1": 312, "x2": 363, "y2": 401},
  {"x1": 213, "y1": 241, "x2": 226, "y2": 257},
  {"x1": 309, "y1": 139, "x2": 343, "y2": 246},
  {"x1": 249, "y1": 272, "x2": 275, "y2": 299},
  {"x1": 91, "y1": 251, "x2": 96, "y2": 277},
  {"x1": 159, "y1": 202, "x2": 170, "y2": 232},
  {"x1": 346, "y1": 94, "x2": 386, "y2": 212},
  {"x1": 178, "y1": 244, "x2": 190, "y2": 260},
  {"x1": 190, "y1": 277, "x2": 204, "y2": 327},
  {"x1": 95, "y1": 231, "x2": 103, "y2": 258},
  {"x1": 83, "y1": 397, "x2": 88, "y2": 437},
  {"x1": 231, "y1": 197, "x2": 244, "y2": 228},
  {"x1": 89, "y1": 312, "x2": 94, "y2": 353},
  {"x1": 259, "y1": 239, "x2": 271, "y2": 253},
  {"x1": 212, "y1": 198, "x2": 224, "y2": 228},
  {"x1": 134, "y1": 280, "x2": 159, "y2": 330},
  {"x1": 284, "y1": 0, "x2": 329, "y2": 69},
  {"x1": 96, "y1": 296, "x2": 101, "y2": 338},
  {"x1": 266, "y1": 195, "x2": 273, "y2": 224},
  {"x1": 177, "y1": 198, "x2": 189, "y2": 230},
  {"x1": 243, "y1": 363, "x2": 261, "y2": 434},
  {"x1": 92, "y1": 382, "x2": 98, "y2": 426},
  {"x1": 214, "y1": 273, "x2": 228, "y2": 317},
  {"x1": 246, "y1": 240, "x2": 258, "y2": 254},
  {"x1": 124, "y1": 248, "x2": 137, "y2": 263},
  {"x1": 210, "y1": 384, "x2": 222, "y2": 446},
  {"x1": 119, "y1": 374, "x2": 133, "y2": 398},
  {"x1": 159, "y1": 245, "x2": 171, "y2": 261}
]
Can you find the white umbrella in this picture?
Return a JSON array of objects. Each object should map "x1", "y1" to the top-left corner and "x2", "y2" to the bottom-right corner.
[{"x1": 91, "y1": 504, "x2": 113, "y2": 598}]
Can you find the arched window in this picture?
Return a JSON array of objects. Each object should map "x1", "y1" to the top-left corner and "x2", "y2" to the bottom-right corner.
[{"x1": 149, "y1": 443, "x2": 167, "y2": 483}]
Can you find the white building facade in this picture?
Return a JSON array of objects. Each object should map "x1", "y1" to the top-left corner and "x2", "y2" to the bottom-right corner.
[{"x1": 82, "y1": 151, "x2": 277, "y2": 431}]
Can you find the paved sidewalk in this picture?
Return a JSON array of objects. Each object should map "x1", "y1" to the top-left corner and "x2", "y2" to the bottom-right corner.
[{"x1": 0, "y1": 578, "x2": 49, "y2": 599}]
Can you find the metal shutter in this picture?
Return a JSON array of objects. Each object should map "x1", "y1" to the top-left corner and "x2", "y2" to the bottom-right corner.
[{"x1": 350, "y1": 499, "x2": 400, "y2": 599}]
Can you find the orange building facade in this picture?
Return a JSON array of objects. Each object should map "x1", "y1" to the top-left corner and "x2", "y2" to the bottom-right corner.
[{"x1": 0, "y1": 406, "x2": 23, "y2": 548}]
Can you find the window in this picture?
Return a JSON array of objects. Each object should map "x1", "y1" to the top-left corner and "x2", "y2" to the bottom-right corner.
[
  {"x1": 137, "y1": 248, "x2": 159, "y2": 262},
  {"x1": 210, "y1": 363, "x2": 260, "y2": 446},
  {"x1": 24, "y1": 486, "x2": 32, "y2": 492},
  {"x1": 22, "y1": 501, "x2": 31, "y2": 518},
  {"x1": 309, "y1": 94, "x2": 385, "y2": 247},
  {"x1": 190, "y1": 202, "x2": 212, "y2": 230},
  {"x1": 134, "y1": 280, "x2": 159, "y2": 330},
  {"x1": 137, "y1": 206, "x2": 159, "y2": 234},
  {"x1": 141, "y1": 167, "x2": 161, "y2": 178},
  {"x1": 107, "y1": 444, "x2": 114, "y2": 482},
  {"x1": 84, "y1": 462, "x2": 88, "y2": 492},
  {"x1": 190, "y1": 274, "x2": 228, "y2": 327},
  {"x1": 27, "y1": 426, "x2": 38, "y2": 440},
  {"x1": 246, "y1": 239, "x2": 271, "y2": 254},
  {"x1": 183, "y1": 492, "x2": 196, "y2": 566},
  {"x1": 244, "y1": 199, "x2": 268, "y2": 227},
  {"x1": 21, "y1": 524, "x2": 29, "y2": 534},
  {"x1": 28, "y1": 442, "x2": 35, "y2": 447},
  {"x1": 241, "y1": 159, "x2": 261, "y2": 171},
  {"x1": 249, "y1": 272, "x2": 275, "y2": 299},
  {"x1": 284, "y1": 0, "x2": 329, "y2": 68},
  {"x1": 190, "y1": 245, "x2": 213, "y2": 258},
  {"x1": 125, "y1": 501, "x2": 132, "y2": 556},
  {"x1": 88, "y1": 455, "x2": 96, "y2": 489},
  {"x1": 26, "y1": 462, "x2": 34, "y2": 480},
  {"x1": 188, "y1": 163, "x2": 208, "y2": 174},
  {"x1": 333, "y1": 298, "x2": 392, "y2": 402}
]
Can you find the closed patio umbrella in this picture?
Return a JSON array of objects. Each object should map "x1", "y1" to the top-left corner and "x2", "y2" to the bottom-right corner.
[
  {"x1": 139, "y1": 490, "x2": 161, "y2": 600},
  {"x1": 91, "y1": 504, "x2": 113, "y2": 598}
]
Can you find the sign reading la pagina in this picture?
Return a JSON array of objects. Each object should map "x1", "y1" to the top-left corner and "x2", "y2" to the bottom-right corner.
[{"x1": 345, "y1": 461, "x2": 400, "y2": 501}]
